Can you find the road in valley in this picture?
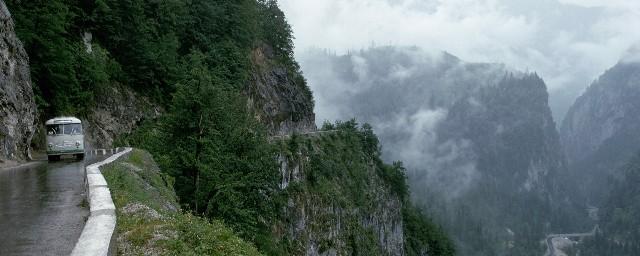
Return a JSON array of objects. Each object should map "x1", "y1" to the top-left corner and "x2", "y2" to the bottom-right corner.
[
  {"x1": 545, "y1": 225, "x2": 599, "y2": 256},
  {"x1": 0, "y1": 155, "x2": 107, "y2": 256}
]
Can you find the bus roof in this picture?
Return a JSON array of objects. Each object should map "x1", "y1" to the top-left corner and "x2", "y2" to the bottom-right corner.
[{"x1": 45, "y1": 117, "x2": 82, "y2": 125}]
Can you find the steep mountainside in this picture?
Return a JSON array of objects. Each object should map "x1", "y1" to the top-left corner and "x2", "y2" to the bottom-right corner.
[
  {"x1": 580, "y1": 151, "x2": 640, "y2": 255},
  {"x1": 299, "y1": 47, "x2": 577, "y2": 255},
  {"x1": 274, "y1": 123, "x2": 453, "y2": 255},
  {"x1": 247, "y1": 44, "x2": 316, "y2": 136},
  {"x1": 560, "y1": 60, "x2": 640, "y2": 204},
  {"x1": 101, "y1": 149, "x2": 262, "y2": 255},
  {"x1": 428, "y1": 73, "x2": 574, "y2": 255},
  {"x1": 6, "y1": 0, "x2": 315, "y2": 148},
  {"x1": 0, "y1": 0, "x2": 35, "y2": 164},
  {"x1": 85, "y1": 83, "x2": 161, "y2": 149}
]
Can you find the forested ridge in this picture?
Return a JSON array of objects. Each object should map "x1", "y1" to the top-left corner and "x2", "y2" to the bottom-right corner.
[{"x1": 6, "y1": 0, "x2": 453, "y2": 254}]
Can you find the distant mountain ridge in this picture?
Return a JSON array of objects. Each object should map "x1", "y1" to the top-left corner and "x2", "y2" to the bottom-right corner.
[{"x1": 560, "y1": 60, "x2": 640, "y2": 205}]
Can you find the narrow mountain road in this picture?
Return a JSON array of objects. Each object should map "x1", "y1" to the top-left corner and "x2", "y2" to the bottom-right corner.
[
  {"x1": 269, "y1": 130, "x2": 338, "y2": 141},
  {"x1": 0, "y1": 155, "x2": 108, "y2": 256},
  {"x1": 545, "y1": 225, "x2": 599, "y2": 256}
]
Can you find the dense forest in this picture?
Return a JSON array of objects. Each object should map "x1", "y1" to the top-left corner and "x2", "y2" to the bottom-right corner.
[
  {"x1": 6, "y1": 0, "x2": 452, "y2": 254},
  {"x1": 579, "y1": 151, "x2": 640, "y2": 255},
  {"x1": 7, "y1": 0, "x2": 297, "y2": 117}
]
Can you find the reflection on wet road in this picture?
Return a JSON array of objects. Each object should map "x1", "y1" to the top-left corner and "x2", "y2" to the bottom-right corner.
[{"x1": 0, "y1": 155, "x2": 106, "y2": 256}]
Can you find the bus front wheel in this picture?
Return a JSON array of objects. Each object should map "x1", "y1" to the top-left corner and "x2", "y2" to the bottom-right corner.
[{"x1": 75, "y1": 153, "x2": 84, "y2": 160}]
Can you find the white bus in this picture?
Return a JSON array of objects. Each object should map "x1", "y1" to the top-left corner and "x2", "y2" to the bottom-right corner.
[{"x1": 45, "y1": 117, "x2": 85, "y2": 161}]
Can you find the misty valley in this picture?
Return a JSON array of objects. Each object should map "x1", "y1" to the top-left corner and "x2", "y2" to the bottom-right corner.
[
  {"x1": 300, "y1": 46, "x2": 640, "y2": 255},
  {"x1": 0, "y1": 0, "x2": 639, "y2": 256}
]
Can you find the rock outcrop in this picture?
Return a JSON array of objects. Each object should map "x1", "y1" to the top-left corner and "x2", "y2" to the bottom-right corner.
[
  {"x1": 84, "y1": 84, "x2": 161, "y2": 149},
  {"x1": 0, "y1": 0, "x2": 35, "y2": 164},
  {"x1": 246, "y1": 44, "x2": 316, "y2": 136},
  {"x1": 275, "y1": 131, "x2": 407, "y2": 256}
]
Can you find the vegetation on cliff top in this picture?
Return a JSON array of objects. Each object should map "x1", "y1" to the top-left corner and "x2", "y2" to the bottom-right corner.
[
  {"x1": 102, "y1": 149, "x2": 261, "y2": 256},
  {"x1": 274, "y1": 120, "x2": 455, "y2": 255}
]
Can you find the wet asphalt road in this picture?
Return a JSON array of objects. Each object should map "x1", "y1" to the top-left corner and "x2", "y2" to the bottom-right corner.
[{"x1": 0, "y1": 155, "x2": 106, "y2": 256}]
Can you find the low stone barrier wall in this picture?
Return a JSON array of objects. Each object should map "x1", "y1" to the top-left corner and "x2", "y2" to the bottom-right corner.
[{"x1": 71, "y1": 147, "x2": 132, "y2": 256}]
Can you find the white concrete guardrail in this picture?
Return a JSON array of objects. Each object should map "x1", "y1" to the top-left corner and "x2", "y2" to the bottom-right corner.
[
  {"x1": 86, "y1": 149, "x2": 121, "y2": 156},
  {"x1": 71, "y1": 147, "x2": 132, "y2": 256}
]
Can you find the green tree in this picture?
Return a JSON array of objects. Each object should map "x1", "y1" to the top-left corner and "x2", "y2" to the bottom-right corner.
[
  {"x1": 258, "y1": 0, "x2": 295, "y2": 61},
  {"x1": 7, "y1": 0, "x2": 82, "y2": 115},
  {"x1": 160, "y1": 51, "x2": 279, "y2": 241}
]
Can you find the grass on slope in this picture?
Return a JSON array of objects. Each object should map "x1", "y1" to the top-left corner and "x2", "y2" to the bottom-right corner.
[{"x1": 101, "y1": 149, "x2": 261, "y2": 256}]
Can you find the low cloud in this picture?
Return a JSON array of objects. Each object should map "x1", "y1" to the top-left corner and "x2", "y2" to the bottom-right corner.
[
  {"x1": 374, "y1": 108, "x2": 480, "y2": 199},
  {"x1": 298, "y1": 47, "x2": 505, "y2": 199},
  {"x1": 280, "y1": 0, "x2": 640, "y2": 121},
  {"x1": 621, "y1": 44, "x2": 640, "y2": 63},
  {"x1": 399, "y1": 109, "x2": 479, "y2": 198}
]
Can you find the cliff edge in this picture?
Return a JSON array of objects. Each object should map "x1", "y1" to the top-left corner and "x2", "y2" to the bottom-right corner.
[{"x1": 0, "y1": 0, "x2": 35, "y2": 165}]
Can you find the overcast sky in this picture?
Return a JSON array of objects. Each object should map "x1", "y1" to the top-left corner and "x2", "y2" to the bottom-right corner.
[{"x1": 279, "y1": 0, "x2": 640, "y2": 121}]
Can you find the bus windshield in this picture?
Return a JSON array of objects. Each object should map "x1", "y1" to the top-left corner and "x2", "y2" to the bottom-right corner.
[{"x1": 47, "y1": 124, "x2": 82, "y2": 135}]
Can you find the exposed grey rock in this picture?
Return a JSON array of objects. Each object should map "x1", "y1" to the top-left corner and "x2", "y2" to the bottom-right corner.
[
  {"x1": 0, "y1": 0, "x2": 36, "y2": 163},
  {"x1": 278, "y1": 150, "x2": 405, "y2": 256},
  {"x1": 122, "y1": 203, "x2": 162, "y2": 220},
  {"x1": 246, "y1": 44, "x2": 316, "y2": 136},
  {"x1": 84, "y1": 84, "x2": 161, "y2": 149}
]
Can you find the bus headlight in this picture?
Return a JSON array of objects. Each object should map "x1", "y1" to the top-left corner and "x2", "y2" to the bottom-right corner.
[
  {"x1": 75, "y1": 141, "x2": 81, "y2": 147},
  {"x1": 48, "y1": 143, "x2": 53, "y2": 149}
]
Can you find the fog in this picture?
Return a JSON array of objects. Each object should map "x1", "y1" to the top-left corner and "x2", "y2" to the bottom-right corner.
[
  {"x1": 280, "y1": 0, "x2": 640, "y2": 122},
  {"x1": 298, "y1": 47, "x2": 513, "y2": 199}
]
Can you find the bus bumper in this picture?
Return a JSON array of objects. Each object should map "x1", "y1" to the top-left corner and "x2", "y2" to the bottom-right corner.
[{"x1": 47, "y1": 149, "x2": 84, "y2": 156}]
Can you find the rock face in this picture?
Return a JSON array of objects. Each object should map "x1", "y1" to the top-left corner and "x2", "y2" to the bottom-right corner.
[
  {"x1": 84, "y1": 84, "x2": 161, "y2": 149},
  {"x1": 246, "y1": 45, "x2": 316, "y2": 136},
  {"x1": 0, "y1": 0, "x2": 35, "y2": 163},
  {"x1": 299, "y1": 47, "x2": 571, "y2": 255},
  {"x1": 276, "y1": 133, "x2": 406, "y2": 256},
  {"x1": 560, "y1": 60, "x2": 640, "y2": 204}
]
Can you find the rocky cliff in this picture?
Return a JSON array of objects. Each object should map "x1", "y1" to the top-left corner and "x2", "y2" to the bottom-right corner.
[
  {"x1": 84, "y1": 84, "x2": 161, "y2": 149},
  {"x1": 560, "y1": 59, "x2": 640, "y2": 205},
  {"x1": 247, "y1": 44, "x2": 316, "y2": 136},
  {"x1": 0, "y1": 0, "x2": 35, "y2": 164},
  {"x1": 273, "y1": 126, "x2": 452, "y2": 256}
]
